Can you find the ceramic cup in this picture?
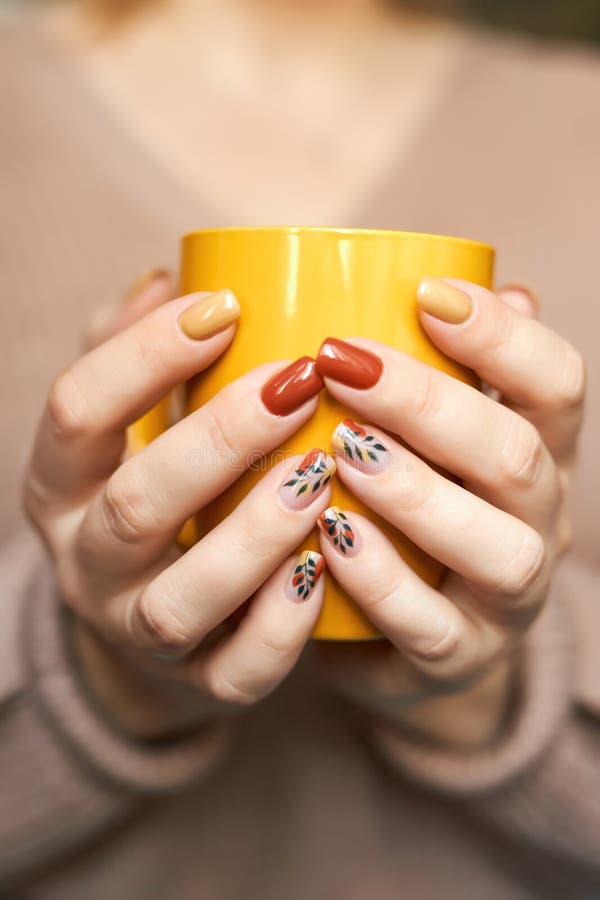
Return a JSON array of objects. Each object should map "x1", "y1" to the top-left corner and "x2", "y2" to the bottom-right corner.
[{"x1": 129, "y1": 227, "x2": 494, "y2": 639}]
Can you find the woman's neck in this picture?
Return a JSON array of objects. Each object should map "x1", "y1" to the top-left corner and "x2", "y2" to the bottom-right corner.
[{"x1": 38, "y1": 0, "x2": 461, "y2": 224}]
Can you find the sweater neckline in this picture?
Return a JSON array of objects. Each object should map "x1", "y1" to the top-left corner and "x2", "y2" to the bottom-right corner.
[{"x1": 27, "y1": 10, "x2": 479, "y2": 233}]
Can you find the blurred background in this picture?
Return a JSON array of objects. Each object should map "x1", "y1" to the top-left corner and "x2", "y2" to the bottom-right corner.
[
  {"x1": 406, "y1": 0, "x2": 600, "y2": 44},
  {"x1": 1, "y1": 0, "x2": 598, "y2": 42}
]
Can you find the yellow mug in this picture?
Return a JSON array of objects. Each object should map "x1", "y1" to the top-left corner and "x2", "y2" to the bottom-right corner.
[{"x1": 130, "y1": 227, "x2": 494, "y2": 640}]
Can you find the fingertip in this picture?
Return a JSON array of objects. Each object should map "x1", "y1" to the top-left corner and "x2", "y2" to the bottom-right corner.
[
  {"x1": 285, "y1": 549, "x2": 326, "y2": 605},
  {"x1": 177, "y1": 289, "x2": 241, "y2": 342}
]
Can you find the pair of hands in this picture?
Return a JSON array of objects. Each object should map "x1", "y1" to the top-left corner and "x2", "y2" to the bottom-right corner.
[{"x1": 23, "y1": 270, "x2": 585, "y2": 744}]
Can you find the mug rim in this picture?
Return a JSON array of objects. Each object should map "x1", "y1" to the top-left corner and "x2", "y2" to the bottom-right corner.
[{"x1": 182, "y1": 226, "x2": 494, "y2": 254}]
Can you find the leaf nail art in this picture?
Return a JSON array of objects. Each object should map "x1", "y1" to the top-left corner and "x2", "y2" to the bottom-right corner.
[
  {"x1": 279, "y1": 449, "x2": 336, "y2": 509},
  {"x1": 331, "y1": 419, "x2": 389, "y2": 472},
  {"x1": 286, "y1": 550, "x2": 325, "y2": 602},
  {"x1": 318, "y1": 506, "x2": 362, "y2": 557}
]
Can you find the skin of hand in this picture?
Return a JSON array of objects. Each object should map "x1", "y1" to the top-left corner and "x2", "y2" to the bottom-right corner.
[
  {"x1": 23, "y1": 270, "x2": 334, "y2": 739},
  {"x1": 312, "y1": 279, "x2": 585, "y2": 748}
]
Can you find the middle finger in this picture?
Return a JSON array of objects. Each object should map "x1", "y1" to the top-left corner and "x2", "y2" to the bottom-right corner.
[{"x1": 78, "y1": 358, "x2": 325, "y2": 574}]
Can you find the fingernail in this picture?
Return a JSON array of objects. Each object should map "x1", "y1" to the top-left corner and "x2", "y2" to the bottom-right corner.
[
  {"x1": 261, "y1": 357, "x2": 324, "y2": 416},
  {"x1": 317, "y1": 506, "x2": 362, "y2": 557},
  {"x1": 332, "y1": 419, "x2": 390, "y2": 473},
  {"x1": 286, "y1": 550, "x2": 325, "y2": 602},
  {"x1": 124, "y1": 267, "x2": 170, "y2": 304},
  {"x1": 279, "y1": 449, "x2": 336, "y2": 510},
  {"x1": 316, "y1": 337, "x2": 383, "y2": 388},
  {"x1": 416, "y1": 277, "x2": 473, "y2": 324},
  {"x1": 178, "y1": 289, "x2": 240, "y2": 340}
]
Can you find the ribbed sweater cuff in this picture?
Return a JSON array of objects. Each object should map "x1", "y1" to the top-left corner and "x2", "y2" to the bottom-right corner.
[
  {"x1": 369, "y1": 592, "x2": 575, "y2": 798},
  {"x1": 23, "y1": 558, "x2": 233, "y2": 796}
]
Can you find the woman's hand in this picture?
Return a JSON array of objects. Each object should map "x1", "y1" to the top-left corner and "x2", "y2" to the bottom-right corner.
[
  {"x1": 312, "y1": 278, "x2": 585, "y2": 747},
  {"x1": 23, "y1": 273, "x2": 332, "y2": 738}
]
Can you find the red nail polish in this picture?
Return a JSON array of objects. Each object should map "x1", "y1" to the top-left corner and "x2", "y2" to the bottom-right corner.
[
  {"x1": 261, "y1": 356, "x2": 324, "y2": 416},
  {"x1": 316, "y1": 337, "x2": 382, "y2": 389}
]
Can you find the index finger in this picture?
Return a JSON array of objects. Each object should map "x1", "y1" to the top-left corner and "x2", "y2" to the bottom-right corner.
[
  {"x1": 416, "y1": 277, "x2": 586, "y2": 460},
  {"x1": 28, "y1": 290, "x2": 241, "y2": 499}
]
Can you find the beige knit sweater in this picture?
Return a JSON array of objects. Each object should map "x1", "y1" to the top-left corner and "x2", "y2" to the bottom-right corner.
[{"x1": 1, "y1": 12, "x2": 600, "y2": 899}]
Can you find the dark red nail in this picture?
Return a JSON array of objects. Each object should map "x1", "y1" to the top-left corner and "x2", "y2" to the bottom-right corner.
[
  {"x1": 316, "y1": 337, "x2": 382, "y2": 389},
  {"x1": 261, "y1": 356, "x2": 324, "y2": 416}
]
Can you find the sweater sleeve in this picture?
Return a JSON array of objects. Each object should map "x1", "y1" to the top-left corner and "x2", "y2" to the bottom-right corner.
[
  {"x1": 367, "y1": 550, "x2": 600, "y2": 873},
  {"x1": 0, "y1": 531, "x2": 234, "y2": 885}
]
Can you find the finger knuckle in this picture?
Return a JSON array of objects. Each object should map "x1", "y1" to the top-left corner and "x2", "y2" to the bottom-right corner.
[
  {"x1": 132, "y1": 333, "x2": 171, "y2": 382},
  {"x1": 257, "y1": 626, "x2": 303, "y2": 660},
  {"x1": 391, "y1": 467, "x2": 434, "y2": 514},
  {"x1": 413, "y1": 615, "x2": 462, "y2": 664},
  {"x1": 361, "y1": 569, "x2": 408, "y2": 615},
  {"x1": 410, "y1": 369, "x2": 441, "y2": 421},
  {"x1": 233, "y1": 518, "x2": 275, "y2": 562},
  {"x1": 134, "y1": 587, "x2": 192, "y2": 651},
  {"x1": 484, "y1": 309, "x2": 514, "y2": 359},
  {"x1": 205, "y1": 667, "x2": 260, "y2": 707},
  {"x1": 203, "y1": 407, "x2": 241, "y2": 460},
  {"x1": 102, "y1": 472, "x2": 160, "y2": 544},
  {"x1": 496, "y1": 528, "x2": 546, "y2": 597},
  {"x1": 499, "y1": 418, "x2": 544, "y2": 489},
  {"x1": 46, "y1": 369, "x2": 91, "y2": 441},
  {"x1": 557, "y1": 346, "x2": 586, "y2": 410}
]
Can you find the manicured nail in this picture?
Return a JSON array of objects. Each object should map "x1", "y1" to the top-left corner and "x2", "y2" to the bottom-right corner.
[
  {"x1": 279, "y1": 449, "x2": 336, "y2": 510},
  {"x1": 332, "y1": 419, "x2": 389, "y2": 473},
  {"x1": 286, "y1": 550, "x2": 325, "y2": 602},
  {"x1": 179, "y1": 289, "x2": 240, "y2": 339},
  {"x1": 261, "y1": 357, "x2": 324, "y2": 416},
  {"x1": 124, "y1": 267, "x2": 170, "y2": 304},
  {"x1": 316, "y1": 337, "x2": 383, "y2": 389},
  {"x1": 416, "y1": 277, "x2": 473, "y2": 324},
  {"x1": 318, "y1": 506, "x2": 362, "y2": 557}
]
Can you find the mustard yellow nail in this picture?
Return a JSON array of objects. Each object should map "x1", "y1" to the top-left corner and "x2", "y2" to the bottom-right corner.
[
  {"x1": 416, "y1": 277, "x2": 473, "y2": 324},
  {"x1": 179, "y1": 290, "x2": 240, "y2": 340}
]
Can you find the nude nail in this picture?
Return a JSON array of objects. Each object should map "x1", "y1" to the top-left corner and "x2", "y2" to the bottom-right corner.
[
  {"x1": 178, "y1": 289, "x2": 240, "y2": 340},
  {"x1": 416, "y1": 277, "x2": 473, "y2": 324},
  {"x1": 331, "y1": 419, "x2": 390, "y2": 474},
  {"x1": 286, "y1": 550, "x2": 325, "y2": 602},
  {"x1": 279, "y1": 449, "x2": 336, "y2": 510},
  {"x1": 317, "y1": 506, "x2": 362, "y2": 557}
]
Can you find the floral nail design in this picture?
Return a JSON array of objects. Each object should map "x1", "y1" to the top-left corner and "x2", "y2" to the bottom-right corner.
[
  {"x1": 318, "y1": 506, "x2": 362, "y2": 557},
  {"x1": 279, "y1": 449, "x2": 336, "y2": 510},
  {"x1": 286, "y1": 550, "x2": 325, "y2": 602},
  {"x1": 331, "y1": 419, "x2": 389, "y2": 473}
]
